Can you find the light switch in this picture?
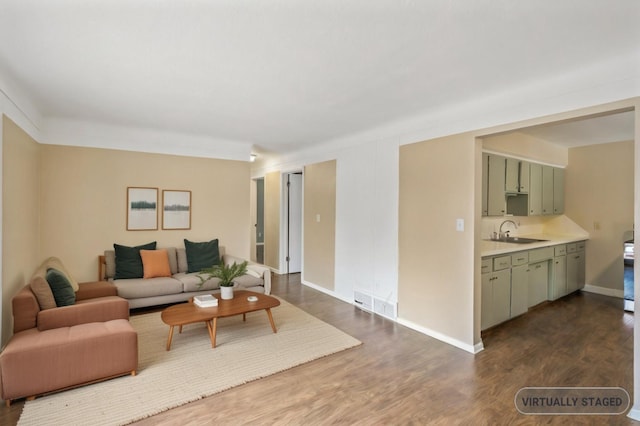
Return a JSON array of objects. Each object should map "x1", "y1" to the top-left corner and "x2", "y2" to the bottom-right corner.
[
  {"x1": 456, "y1": 218, "x2": 464, "y2": 232},
  {"x1": 316, "y1": 214, "x2": 321, "y2": 223}
]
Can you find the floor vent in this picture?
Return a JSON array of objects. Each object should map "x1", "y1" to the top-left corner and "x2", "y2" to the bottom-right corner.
[{"x1": 353, "y1": 291, "x2": 373, "y2": 311}]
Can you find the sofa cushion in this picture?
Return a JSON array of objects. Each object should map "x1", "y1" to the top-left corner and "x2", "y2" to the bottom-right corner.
[
  {"x1": 29, "y1": 276, "x2": 57, "y2": 310},
  {"x1": 140, "y1": 249, "x2": 172, "y2": 279},
  {"x1": 46, "y1": 268, "x2": 76, "y2": 307},
  {"x1": 173, "y1": 273, "x2": 221, "y2": 292},
  {"x1": 184, "y1": 239, "x2": 221, "y2": 272},
  {"x1": 113, "y1": 277, "x2": 183, "y2": 299},
  {"x1": 164, "y1": 247, "x2": 178, "y2": 275},
  {"x1": 114, "y1": 241, "x2": 157, "y2": 279}
]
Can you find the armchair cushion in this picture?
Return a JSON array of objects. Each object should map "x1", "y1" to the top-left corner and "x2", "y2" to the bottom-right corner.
[
  {"x1": 33, "y1": 257, "x2": 79, "y2": 292},
  {"x1": 29, "y1": 275, "x2": 57, "y2": 310},
  {"x1": 36, "y1": 296, "x2": 129, "y2": 332},
  {"x1": 46, "y1": 268, "x2": 76, "y2": 306}
]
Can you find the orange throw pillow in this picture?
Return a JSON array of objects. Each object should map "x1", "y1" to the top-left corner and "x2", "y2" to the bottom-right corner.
[{"x1": 140, "y1": 249, "x2": 172, "y2": 279}]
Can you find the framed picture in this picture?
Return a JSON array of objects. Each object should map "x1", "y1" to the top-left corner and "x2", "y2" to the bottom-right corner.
[
  {"x1": 127, "y1": 187, "x2": 158, "y2": 230},
  {"x1": 162, "y1": 190, "x2": 192, "y2": 230}
]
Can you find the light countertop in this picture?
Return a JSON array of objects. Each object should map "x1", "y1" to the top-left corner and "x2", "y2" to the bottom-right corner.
[{"x1": 481, "y1": 233, "x2": 588, "y2": 257}]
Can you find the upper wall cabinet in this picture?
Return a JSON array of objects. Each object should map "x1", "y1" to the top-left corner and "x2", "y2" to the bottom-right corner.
[
  {"x1": 505, "y1": 158, "x2": 529, "y2": 193},
  {"x1": 553, "y1": 168, "x2": 564, "y2": 215},
  {"x1": 487, "y1": 155, "x2": 507, "y2": 216},
  {"x1": 482, "y1": 153, "x2": 564, "y2": 217}
]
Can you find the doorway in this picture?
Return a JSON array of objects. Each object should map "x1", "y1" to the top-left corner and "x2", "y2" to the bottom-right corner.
[
  {"x1": 255, "y1": 178, "x2": 264, "y2": 264},
  {"x1": 284, "y1": 172, "x2": 303, "y2": 274}
]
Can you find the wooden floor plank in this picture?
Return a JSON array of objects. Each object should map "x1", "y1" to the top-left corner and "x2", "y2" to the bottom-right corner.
[{"x1": 2, "y1": 273, "x2": 637, "y2": 425}]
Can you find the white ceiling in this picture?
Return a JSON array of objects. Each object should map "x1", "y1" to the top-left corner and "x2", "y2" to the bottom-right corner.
[
  {"x1": 519, "y1": 110, "x2": 636, "y2": 147},
  {"x1": 0, "y1": 0, "x2": 638, "y2": 154}
]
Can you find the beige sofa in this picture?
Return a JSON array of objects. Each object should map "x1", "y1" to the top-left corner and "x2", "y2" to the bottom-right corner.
[
  {"x1": 100, "y1": 246, "x2": 271, "y2": 309},
  {"x1": 0, "y1": 281, "x2": 137, "y2": 405}
]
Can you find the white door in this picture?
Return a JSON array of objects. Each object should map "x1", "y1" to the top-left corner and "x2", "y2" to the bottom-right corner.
[{"x1": 287, "y1": 173, "x2": 303, "y2": 273}]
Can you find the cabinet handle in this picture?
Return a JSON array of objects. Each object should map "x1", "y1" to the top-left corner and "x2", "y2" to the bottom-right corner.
[{"x1": 535, "y1": 265, "x2": 541, "y2": 269}]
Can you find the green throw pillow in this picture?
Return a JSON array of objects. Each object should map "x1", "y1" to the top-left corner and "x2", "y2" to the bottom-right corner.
[
  {"x1": 114, "y1": 241, "x2": 157, "y2": 279},
  {"x1": 184, "y1": 238, "x2": 220, "y2": 273},
  {"x1": 46, "y1": 268, "x2": 76, "y2": 307}
]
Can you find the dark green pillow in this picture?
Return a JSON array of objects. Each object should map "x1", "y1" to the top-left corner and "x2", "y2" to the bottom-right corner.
[
  {"x1": 114, "y1": 241, "x2": 157, "y2": 279},
  {"x1": 184, "y1": 238, "x2": 220, "y2": 273},
  {"x1": 46, "y1": 268, "x2": 76, "y2": 307}
]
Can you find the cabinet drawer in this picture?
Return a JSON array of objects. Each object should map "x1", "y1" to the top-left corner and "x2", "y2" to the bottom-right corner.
[
  {"x1": 554, "y1": 245, "x2": 567, "y2": 256},
  {"x1": 511, "y1": 253, "x2": 529, "y2": 266},
  {"x1": 577, "y1": 241, "x2": 586, "y2": 251},
  {"x1": 481, "y1": 259, "x2": 491, "y2": 274},
  {"x1": 529, "y1": 247, "x2": 554, "y2": 263},
  {"x1": 566, "y1": 243, "x2": 577, "y2": 254},
  {"x1": 493, "y1": 255, "x2": 512, "y2": 271}
]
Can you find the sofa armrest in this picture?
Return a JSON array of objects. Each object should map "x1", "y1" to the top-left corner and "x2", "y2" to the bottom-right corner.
[
  {"x1": 37, "y1": 296, "x2": 129, "y2": 332},
  {"x1": 76, "y1": 281, "x2": 118, "y2": 301},
  {"x1": 223, "y1": 254, "x2": 272, "y2": 295},
  {"x1": 12, "y1": 286, "x2": 40, "y2": 333}
]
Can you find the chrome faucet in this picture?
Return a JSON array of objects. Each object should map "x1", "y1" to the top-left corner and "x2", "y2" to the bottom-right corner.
[{"x1": 499, "y1": 220, "x2": 518, "y2": 239}]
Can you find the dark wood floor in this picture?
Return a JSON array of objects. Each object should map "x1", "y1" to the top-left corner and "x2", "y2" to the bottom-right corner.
[{"x1": 2, "y1": 274, "x2": 638, "y2": 425}]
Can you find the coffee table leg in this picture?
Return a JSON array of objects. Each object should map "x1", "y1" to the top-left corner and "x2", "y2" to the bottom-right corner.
[
  {"x1": 210, "y1": 318, "x2": 217, "y2": 348},
  {"x1": 166, "y1": 325, "x2": 175, "y2": 351},
  {"x1": 266, "y1": 308, "x2": 277, "y2": 333}
]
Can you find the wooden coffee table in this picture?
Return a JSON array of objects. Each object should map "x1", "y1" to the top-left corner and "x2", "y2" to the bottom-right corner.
[{"x1": 160, "y1": 290, "x2": 280, "y2": 351}]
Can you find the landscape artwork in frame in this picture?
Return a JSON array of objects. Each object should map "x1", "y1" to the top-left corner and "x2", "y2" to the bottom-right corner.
[
  {"x1": 127, "y1": 187, "x2": 158, "y2": 230},
  {"x1": 162, "y1": 190, "x2": 192, "y2": 230}
]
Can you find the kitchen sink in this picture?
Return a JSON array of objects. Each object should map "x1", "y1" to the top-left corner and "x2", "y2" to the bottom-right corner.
[{"x1": 485, "y1": 237, "x2": 548, "y2": 244}]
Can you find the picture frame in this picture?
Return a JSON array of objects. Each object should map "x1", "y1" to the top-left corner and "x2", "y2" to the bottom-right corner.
[
  {"x1": 127, "y1": 187, "x2": 158, "y2": 231},
  {"x1": 162, "y1": 190, "x2": 192, "y2": 230}
]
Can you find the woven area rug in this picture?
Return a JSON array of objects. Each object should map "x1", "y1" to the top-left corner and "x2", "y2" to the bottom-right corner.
[{"x1": 18, "y1": 297, "x2": 361, "y2": 426}]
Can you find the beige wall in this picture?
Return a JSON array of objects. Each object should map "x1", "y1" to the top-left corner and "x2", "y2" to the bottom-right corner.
[
  {"x1": 482, "y1": 131, "x2": 568, "y2": 166},
  {"x1": 39, "y1": 145, "x2": 251, "y2": 282},
  {"x1": 399, "y1": 133, "x2": 476, "y2": 348},
  {"x1": 303, "y1": 160, "x2": 336, "y2": 290},
  {"x1": 2, "y1": 115, "x2": 40, "y2": 346},
  {"x1": 566, "y1": 140, "x2": 634, "y2": 291},
  {"x1": 264, "y1": 171, "x2": 280, "y2": 270}
]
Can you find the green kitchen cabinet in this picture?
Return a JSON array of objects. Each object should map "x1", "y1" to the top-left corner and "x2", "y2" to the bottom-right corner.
[
  {"x1": 542, "y1": 165, "x2": 554, "y2": 215},
  {"x1": 553, "y1": 167, "x2": 565, "y2": 214},
  {"x1": 487, "y1": 155, "x2": 506, "y2": 216},
  {"x1": 529, "y1": 163, "x2": 542, "y2": 215}
]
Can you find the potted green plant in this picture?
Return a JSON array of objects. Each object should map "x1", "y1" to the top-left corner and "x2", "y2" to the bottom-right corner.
[{"x1": 198, "y1": 261, "x2": 248, "y2": 300}]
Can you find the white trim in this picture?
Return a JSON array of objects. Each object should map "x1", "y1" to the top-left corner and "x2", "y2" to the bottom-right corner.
[
  {"x1": 396, "y1": 317, "x2": 480, "y2": 354},
  {"x1": 581, "y1": 285, "x2": 624, "y2": 299},
  {"x1": 482, "y1": 149, "x2": 566, "y2": 169},
  {"x1": 301, "y1": 279, "x2": 354, "y2": 305}
]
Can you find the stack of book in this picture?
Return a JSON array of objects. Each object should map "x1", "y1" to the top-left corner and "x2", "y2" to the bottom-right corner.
[{"x1": 194, "y1": 294, "x2": 218, "y2": 308}]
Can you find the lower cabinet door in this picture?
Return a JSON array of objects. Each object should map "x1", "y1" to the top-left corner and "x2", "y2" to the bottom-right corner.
[
  {"x1": 492, "y1": 269, "x2": 511, "y2": 326},
  {"x1": 481, "y1": 269, "x2": 511, "y2": 330},
  {"x1": 481, "y1": 272, "x2": 492, "y2": 330},
  {"x1": 511, "y1": 264, "x2": 529, "y2": 317},
  {"x1": 528, "y1": 261, "x2": 549, "y2": 307}
]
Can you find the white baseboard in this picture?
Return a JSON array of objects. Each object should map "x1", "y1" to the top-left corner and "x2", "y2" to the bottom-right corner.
[
  {"x1": 300, "y1": 280, "x2": 481, "y2": 354},
  {"x1": 581, "y1": 285, "x2": 624, "y2": 299},
  {"x1": 300, "y1": 279, "x2": 354, "y2": 305},
  {"x1": 396, "y1": 317, "x2": 480, "y2": 354}
]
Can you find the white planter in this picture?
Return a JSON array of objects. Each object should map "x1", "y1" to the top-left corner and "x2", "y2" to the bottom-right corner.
[{"x1": 220, "y1": 286, "x2": 234, "y2": 300}]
